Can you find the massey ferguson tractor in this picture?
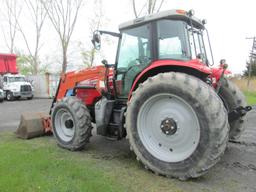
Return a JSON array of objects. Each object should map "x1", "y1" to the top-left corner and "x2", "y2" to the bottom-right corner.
[{"x1": 17, "y1": 9, "x2": 252, "y2": 180}]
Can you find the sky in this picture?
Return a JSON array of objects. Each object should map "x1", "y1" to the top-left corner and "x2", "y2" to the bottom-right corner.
[{"x1": 0, "y1": 0, "x2": 256, "y2": 74}]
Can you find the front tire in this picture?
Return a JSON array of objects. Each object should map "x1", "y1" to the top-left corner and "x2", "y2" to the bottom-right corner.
[
  {"x1": 126, "y1": 72, "x2": 229, "y2": 180},
  {"x1": 6, "y1": 91, "x2": 14, "y2": 101},
  {"x1": 52, "y1": 96, "x2": 92, "y2": 151}
]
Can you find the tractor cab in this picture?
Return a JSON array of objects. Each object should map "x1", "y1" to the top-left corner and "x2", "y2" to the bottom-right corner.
[{"x1": 93, "y1": 9, "x2": 213, "y2": 98}]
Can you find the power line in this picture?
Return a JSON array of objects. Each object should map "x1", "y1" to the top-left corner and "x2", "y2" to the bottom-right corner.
[{"x1": 246, "y1": 36, "x2": 256, "y2": 89}]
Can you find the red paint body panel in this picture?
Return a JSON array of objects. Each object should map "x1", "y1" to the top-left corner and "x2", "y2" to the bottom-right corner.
[
  {"x1": 128, "y1": 59, "x2": 212, "y2": 99},
  {"x1": 56, "y1": 59, "x2": 230, "y2": 106},
  {"x1": 76, "y1": 88, "x2": 102, "y2": 106},
  {"x1": 56, "y1": 65, "x2": 116, "y2": 106},
  {"x1": 147, "y1": 59, "x2": 212, "y2": 74},
  {"x1": 56, "y1": 66, "x2": 106, "y2": 106},
  {"x1": 0, "y1": 54, "x2": 18, "y2": 74}
]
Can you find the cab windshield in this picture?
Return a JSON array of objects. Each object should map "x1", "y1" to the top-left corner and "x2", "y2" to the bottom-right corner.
[
  {"x1": 157, "y1": 19, "x2": 212, "y2": 65},
  {"x1": 8, "y1": 77, "x2": 25, "y2": 83}
]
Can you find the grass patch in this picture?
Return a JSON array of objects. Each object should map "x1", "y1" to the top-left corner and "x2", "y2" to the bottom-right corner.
[
  {"x1": 229, "y1": 78, "x2": 256, "y2": 105},
  {"x1": 231, "y1": 78, "x2": 256, "y2": 92},
  {"x1": 244, "y1": 91, "x2": 256, "y2": 105},
  {"x1": 0, "y1": 132, "x2": 184, "y2": 192},
  {"x1": 0, "y1": 133, "x2": 123, "y2": 192}
]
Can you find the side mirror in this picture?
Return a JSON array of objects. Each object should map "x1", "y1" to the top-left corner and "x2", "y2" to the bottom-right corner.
[{"x1": 91, "y1": 31, "x2": 101, "y2": 50}]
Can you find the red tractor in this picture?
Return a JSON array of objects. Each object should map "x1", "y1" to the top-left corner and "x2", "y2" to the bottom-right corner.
[{"x1": 50, "y1": 9, "x2": 251, "y2": 179}]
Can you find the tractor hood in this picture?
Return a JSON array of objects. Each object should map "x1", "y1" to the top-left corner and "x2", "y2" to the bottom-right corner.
[{"x1": 56, "y1": 65, "x2": 106, "y2": 100}]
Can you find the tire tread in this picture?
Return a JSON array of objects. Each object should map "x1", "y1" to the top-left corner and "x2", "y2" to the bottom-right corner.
[
  {"x1": 126, "y1": 72, "x2": 229, "y2": 180},
  {"x1": 52, "y1": 96, "x2": 92, "y2": 151}
]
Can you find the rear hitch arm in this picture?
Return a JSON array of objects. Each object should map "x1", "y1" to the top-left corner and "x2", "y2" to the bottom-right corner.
[{"x1": 228, "y1": 106, "x2": 252, "y2": 122}]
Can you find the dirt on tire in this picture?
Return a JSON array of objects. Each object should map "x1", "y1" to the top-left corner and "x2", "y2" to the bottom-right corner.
[
  {"x1": 51, "y1": 96, "x2": 93, "y2": 151},
  {"x1": 126, "y1": 72, "x2": 229, "y2": 180}
]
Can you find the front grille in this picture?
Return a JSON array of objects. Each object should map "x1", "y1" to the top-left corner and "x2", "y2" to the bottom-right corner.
[{"x1": 21, "y1": 85, "x2": 32, "y2": 92}]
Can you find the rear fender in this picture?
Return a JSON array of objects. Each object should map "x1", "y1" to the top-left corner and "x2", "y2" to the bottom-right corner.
[{"x1": 128, "y1": 60, "x2": 211, "y2": 100}]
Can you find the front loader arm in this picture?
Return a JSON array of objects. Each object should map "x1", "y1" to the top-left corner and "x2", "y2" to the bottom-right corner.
[{"x1": 50, "y1": 66, "x2": 106, "y2": 114}]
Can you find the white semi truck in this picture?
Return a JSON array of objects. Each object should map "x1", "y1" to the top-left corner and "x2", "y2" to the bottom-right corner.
[
  {"x1": 0, "y1": 88, "x2": 4, "y2": 102},
  {"x1": 2, "y1": 74, "x2": 33, "y2": 101}
]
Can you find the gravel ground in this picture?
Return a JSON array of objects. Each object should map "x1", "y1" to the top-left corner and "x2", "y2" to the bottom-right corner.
[
  {"x1": 0, "y1": 98, "x2": 52, "y2": 131},
  {"x1": 0, "y1": 99, "x2": 256, "y2": 192}
]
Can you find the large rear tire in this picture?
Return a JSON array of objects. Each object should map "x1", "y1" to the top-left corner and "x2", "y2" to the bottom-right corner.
[
  {"x1": 126, "y1": 72, "x2": 229, "y2": 180},
  {"x1": 51, "y1": 96, "x2": 92, "y2": 151},
  {"x1": 218, "y1": 78, "x2": 247, "y2": 140}
]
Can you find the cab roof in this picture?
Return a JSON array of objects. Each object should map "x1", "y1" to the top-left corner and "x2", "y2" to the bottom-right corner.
[{"x1": 119, "y1": 9, "x2": 204, "y2": 30}]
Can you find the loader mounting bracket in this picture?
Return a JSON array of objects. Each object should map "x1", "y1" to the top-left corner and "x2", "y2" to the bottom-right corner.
[{"x1": 228, "y1": 106, "x2": 252, "y2": 122}]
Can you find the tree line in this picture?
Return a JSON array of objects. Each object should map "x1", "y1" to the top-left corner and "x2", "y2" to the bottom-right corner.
[{"x1": 0, "y1": 0, "x2": 165, "y2": 75}]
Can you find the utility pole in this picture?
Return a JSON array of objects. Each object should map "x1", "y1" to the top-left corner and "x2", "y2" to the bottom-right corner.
[{"x1": 246, "y1": 37, "x2": 256, "y2": 89}]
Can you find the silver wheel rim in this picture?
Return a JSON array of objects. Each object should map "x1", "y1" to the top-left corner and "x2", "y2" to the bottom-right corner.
[
  {"x1": 137, "y1": 93, "x2": 200, "y2": 163},
  {"x1": 54, "y1": 109, "x2": 75, "y2": 142}
]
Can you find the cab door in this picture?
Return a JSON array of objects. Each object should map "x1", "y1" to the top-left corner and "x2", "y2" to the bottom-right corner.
[{"x1": 115, "y1": 24, "x2": 152, "y2": 98}]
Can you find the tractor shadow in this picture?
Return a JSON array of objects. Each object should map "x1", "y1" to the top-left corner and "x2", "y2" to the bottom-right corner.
[{"x1": 85, "y1": 129, "x2": 134, "y2": 161}]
